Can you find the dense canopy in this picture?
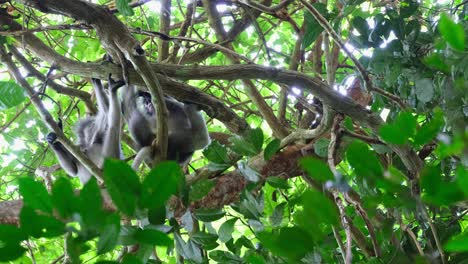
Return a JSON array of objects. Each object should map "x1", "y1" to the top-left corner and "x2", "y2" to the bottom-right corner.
[{"x1": 0, "y1": 0, "x2": 467, "y2": 263}]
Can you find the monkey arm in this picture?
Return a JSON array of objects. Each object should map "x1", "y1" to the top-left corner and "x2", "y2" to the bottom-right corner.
[
  {"x1": 102, "y1": 75, "x2": 125, "y2": 159},
  {"x1": 132, "y1": 146, "x2": 151, "y2": 170},
  {"x1": 184, "y1": 104, "x2": 210, "y2": 150},
  {"x1": 48, "y1": 140, "x2": 79, "y2": 176},
  {"x1": 91, "y1": 78, "x2": 109, "y2": 113}
]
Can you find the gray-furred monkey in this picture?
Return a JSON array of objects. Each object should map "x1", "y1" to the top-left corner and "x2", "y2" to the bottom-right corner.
[
  {"x1": 46, "y1": 75, "x2": 125, "y2": 183},
  {"x1": 122, "y1": 86, "x2": 210, "y2": 168}
]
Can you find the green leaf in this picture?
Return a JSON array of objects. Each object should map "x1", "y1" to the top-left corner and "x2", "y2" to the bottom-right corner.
[
  {"x1": 236, "y1": 235, "x2": 255, "y2": 250},
  {"x1": 258, "y1": 227, "x2": 314, "y2": 260},
  {"x1": 300, "y1": 157, "x2": 334, "y2": 183},
  {"x1": 248, "y1": 219, "x2": 264, "y2": 232},
  {"x1": 269, "y1": 203, "x2": 285, "y2": 228},
  {"x1": 189, "y1": 179, "x2": 215, "y2": 202},
  {"x1": 313, "y1": 138, "x2": 330, "y2": 157},
  {"x1": 230, "y1": 128, "x2": 264, "y2": 156},
  {"x1": 239, "y1": 191, "x2": 263, "y2": 220},
  {"x1": 420, "y1": 165, "x2": 464, "y2": 205},
  {"x1": 79, "y1": 178, "x2": 105, "y2": 230},
  {"x1": 248, "y1": 128, "x2": 264, "y2": 152},
  {"x1": 343, "y1": 116, "x2": 354, "y2": 131},
  {"x1": 121, "y1": 255, "x2": 144, "y2": 264},
  {"x1": 147, "y1": 205, "x2": 166, "y2": 225},
  {"x1": 0, "y1": 81, "x2": 26, "y2": 111},
  {"x1": 175, "y1": 233, "x2": 203, "y2": 263},
  {"x1": 140, "y1": 161, "x2": 183, "y2": 209},
  {"x1": 218, "y1": 218, "x2": 237, "y2": 243},
  {"x1": 118, "y1": 226, "x2": 139, "y2": 246},
  {"x1": 415, "y1": 78, "x2": 434, "y2": 103},
  {"x1": 303, "y1": 3, "x2": 327, "y2": 48},
  {"x1": 51, "y1": 177, "x2": 78, "y2": 218},
  {"x1": 423, "y1": 53, "x2": 450, "y2": 73},
  {"x1": 133, "y1": 229, "x2": 172, "y2": 247},
  {"x1": 438, "y1": 13, "x2": 465, "y2": 52},
  {"x1": 414, "y1": 108, "x2": 444, "y2": 145},
  {"x1": 0, "y1": 224, "x2": 27, "y2": 243},
  {"x1": 209, "y1": 250, "x2": 243, "y2": 263},
  {"x1": 64, "y1": 235, "x2": 89, "y2": 263},
  {"x1": 245, "y1": 254, "x2": 266, "y2": 264},
  {"x1": 19, "y1": 177, "x2": 52, "y2": 214},
  {"x1": 229, "y1": 136, "x2": 256, "y2": 156},
  {"x1": 455, "y1": 166, "x2": 468, "y2": 197},
  {"x1": 0, "y1": 242, "x2": 27, "y2": 262},
  {"x1": 445, "y1": 232, "x2": 468, "y2": 252},
  {"x1": 395, "y1": 112, "x2": 417, "y2": 137},
  {"x1": 97, "y1": 213, "x2": 120, "y2": 255},
  {"x1": 20, "y1": 206, "x2": 65, "y2": 238},
  {"x1": 264, "y1": 138, "x2": 281, "y2": 161},
  {"x1": 103, "y1": 159, "x2": 141, "y2": 216},
  {"x1": 266, "y1": 176, "x2": 290, "y2": 189},
  {"x1": 229, "y1": 142, "x2": 253, "y2": 157},
  {"x1": 346, "y1": 141, "x2": 383, "y2": 179},
  {"x1": 115, "y1": 0, "x2": 134, "y2": 16},
  {"x1": 379, "y1": 111, "x2": 417, "y2": 144},
  {"x1": 203, "y1": 140, "x2": 230, "y2": 164},
  {"x1": 191, "y1": 232, "x2": 218, "y2": 247},
  {"x1": 379, "y1": 124, "x2": 407, "y2": 144},
  {"x1": 298, "y1": 190, "x2": 339, "y2": 226},
  {"x1": 194, "y1": 208, "x2": 225, "y2": 222},
  {"x1": 207, "y1": 162, "x2": 231, "y2": 171}
]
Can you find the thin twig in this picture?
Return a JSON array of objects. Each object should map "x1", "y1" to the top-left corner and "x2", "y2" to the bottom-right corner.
[
  {"x1": 130, "y1": 28, "x2": 254, "y2": 63},
  {"x1": 398, "y1": 216, "x2": 424, "y2": 256},
  {"x1": 348, "y1": 200, "x2": 382, "y2": 257},
  {"x1": 336, "y1": 197, "x2": 353, "y2": 264},
  {"x1": 332, "y1": 226, "x2": 347, "y2": 263},
  {"x1": 341, "y1": 129, "x2": 384, "y2": 145},
  {"x1": 238, "y1": 0, "x2": 295, "y2": 14},
  {"x1": 0, "y1": 101, "x2": 31, "y2": 133},
  {"x1": 299, "y1": 0, "x2": 407, "y2": 109},
  {"x1": 420, "y1": 204, "x2": 446, "y2": 264}
]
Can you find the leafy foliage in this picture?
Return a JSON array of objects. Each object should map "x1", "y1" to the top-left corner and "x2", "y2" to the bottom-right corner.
[{"x1": 0, "y1": 0, "x2": 467, "y2": 263}]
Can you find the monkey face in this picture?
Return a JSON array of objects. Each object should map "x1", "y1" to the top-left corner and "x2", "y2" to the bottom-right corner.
[
  {"x1": 144, "y1": 99, "x2": 154, "y2": 115},
  {"x1": 136, "y1": 92, "x2": 155, "y2": 117}
]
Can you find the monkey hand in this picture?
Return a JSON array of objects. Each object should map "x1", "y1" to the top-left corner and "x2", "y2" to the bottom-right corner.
[
  {"x1": 184, "y1": 102, "x2": 203, "y2": 111},
  {"x1": 108, "y1": 73, "x2": 125, "y2": 92},
  {"x1": 46, "y1": 132, "x2": 58, "y2": 144},
  {"x1": 57, "y1": 118, "x2": 63, "y2": 130},
  {"x1": 185, "y1": 102, "x2": 216, "y2": 117}
]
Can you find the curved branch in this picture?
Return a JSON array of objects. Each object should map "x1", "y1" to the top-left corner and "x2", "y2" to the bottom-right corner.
[{"x1": 0, "y1": 10, "x2": 249, "y2": 135}]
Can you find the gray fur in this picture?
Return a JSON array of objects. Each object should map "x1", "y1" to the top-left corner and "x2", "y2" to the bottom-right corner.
[
  {"x1": 122, "y1": 86, "x2": 210, "y2": 168},
  {"x1": 47, "y1": 77, "x2": 125, "y2": 183}
]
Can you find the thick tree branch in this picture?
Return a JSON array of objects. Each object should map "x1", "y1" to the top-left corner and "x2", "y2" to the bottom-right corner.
[
  {"x1": 0, "y1": 3, "x2": 422, "y2": 177},
  {"x1": 158, "y1": 0, "x2": 171, "y2": 61},
  {"x1": 148, "y1": 64, "x2": 423, "y2": 177},
  {"x1": 0, "y1": 10, "x2": 249, "y2": 135}
]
